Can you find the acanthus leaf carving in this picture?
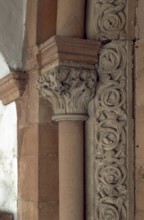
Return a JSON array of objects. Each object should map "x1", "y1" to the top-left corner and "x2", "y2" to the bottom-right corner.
[{"x1": 37, "y1": 64, "x2": 97, "y2": 119}]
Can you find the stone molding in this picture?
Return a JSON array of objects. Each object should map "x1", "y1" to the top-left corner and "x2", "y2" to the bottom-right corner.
[
  {"x1": 38, "y1": 63, "x2": 97, "y2": 121},
  {"x1": 87, "y1": 41, "x2": 134, "y2": 220},
  {"x1": 0, "y1": 72, "x2": 27, "y2": 105},
  {"x1": 38, "y1": 36, "x2": 101, "y2": 71}
]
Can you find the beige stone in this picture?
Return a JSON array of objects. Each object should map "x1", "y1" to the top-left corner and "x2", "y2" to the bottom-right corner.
[
  {"x1": 38, "y1": 36, "x2": 101, "y2": 71},
  {"x1": 18, "y1": 155, "x2": 38, "y2": 201},
  {"x1": 135, "y1": 39, "x2": 144, "y2": 79},
  {"x1": 39, "y1": 123, "x2": 58, "y2": 156},
  {"x1": 17, "y1": 64, "x2": 59, "y2": 219},
  {"x1": 137, "y1": 0, "x2": 144, "y2": 39},
  {"x1": 0, "y1": 72, "x2": 26, "y2": 105},
  {"x1": 37, "y1": 34, "x2": 100, "y2": 220},
  {"x1": 135, "y1": 39, "x2": 144, "y2": 220},
  {"x1": 59, "y1": 121, "x2": 84, "y2": 220},
  {"x1": 86, "y1": 0, "x2": 135, "y2": 40},
  {"x1": 18, "y1": 124, "x2": 39, "y2": 158},
  {"x1": 135, "y1": 211, "x2": 144, "y2": 220},
  {"x1": 18, "y1": 201, "x2": 38, "y2": 220},
  {"x1": 39, "y1": 155, "x2": 59, "y2": 202},
  {"x1": 56, "y1": 0, "x2": 85, "y2": 37},
  {"x1": 136, "y1": 75, "x2": 144, "y2": 106},
  {"x1": 39, "y1": 202, "x2": 59, "y2": 220},
  {"x1": 16, "y1": 70, "x2": 55, "y2": 128},
  {"x1": 23, "y1": 0, "x2": 39, "y2": 71},
  {"x1": 37, "y1": 0, "x2": 57, "y2": 44}
]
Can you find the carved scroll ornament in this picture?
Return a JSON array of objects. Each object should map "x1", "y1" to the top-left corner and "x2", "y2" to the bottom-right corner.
[
  {"x1": 93, "y1": 41, "x2": 134, "y2": 220},
  {"x1": 86, "y1": 0, "x2": 127, "y2": 40},
  {"x1": 38, "y1": 65, "x2": 97, "y2": 120}
]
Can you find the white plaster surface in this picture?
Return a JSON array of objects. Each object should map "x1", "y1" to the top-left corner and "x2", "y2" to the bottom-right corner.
[
  {"x1": 0, "y1": 54, "x2": 17, "y2": 219},
  {"x1": 0, "y1": 0, "x2": 26, "y2": 68}
]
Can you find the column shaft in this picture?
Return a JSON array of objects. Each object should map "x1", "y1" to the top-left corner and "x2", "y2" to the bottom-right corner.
[
  {"x1": 59, "y1": 121, "x2": 84, "y2": 220},
  {"x1": 56, "y1": 0, "x2": 85, "y2": 37}
]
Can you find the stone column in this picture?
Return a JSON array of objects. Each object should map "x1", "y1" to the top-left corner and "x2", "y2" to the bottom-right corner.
[
  {"x1": 59, "y1": 121, "x2": 84, "y2": 220},
  {"x1": 38, "y1": 63, "x2": 97, "y2": 220},
  {"x1": 56, "y1": 0, "x2": 85, "y2": 37}
]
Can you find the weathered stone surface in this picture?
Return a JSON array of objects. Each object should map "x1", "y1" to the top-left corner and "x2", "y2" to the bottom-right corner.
[
  {"x1": 18, "y1": 200, "x2": 38, "y2": 220},
  {"x1": 39, "y1": 202, "x2": 59, "y2": 220},
  {"x1": 0, "y1": 72, "x2": 26, "y2": 105},
  {"x1": 86, "y1": 41, "x2": 134, "y2": 220},
  {"x1": 18, "y1": 155, "x2": 38, "y2": 201},
  {"x1": 137, "y1": 0, "x2": 144, "y2": 39},
  {"x1": 59, "y1": 121, "x2": 84, "y2": 220},
  {"x1": 37, "y1": 0, "x2": 57, "y2": 44},
  {"x1": 38, "y1": 36, "x2": 100, "y2": 70},
  {"x1": 56, "y1": 0, "x2": 85, "y2": 37},
  {"x1": 39, "y1": 154, "x2": 59, "y2": 202},
  {"x1": 86, "y1": 0, "x2": 135, "y2": 40},
  {"x1": 38, "y1": 63, "x2": 97, "y2": 120},
  {"x1": 135, "y1": 38, "x2": 144, "y2": 220}
]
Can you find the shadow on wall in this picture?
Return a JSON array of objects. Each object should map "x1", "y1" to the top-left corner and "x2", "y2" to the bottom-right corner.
[{"x1": 0, "y1": 212, "x2": 13, "y2": 220}]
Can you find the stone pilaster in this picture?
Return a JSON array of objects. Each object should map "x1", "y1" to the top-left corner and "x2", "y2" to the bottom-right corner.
[
  {"x1": 86, "y1": 0, "x2": 135, "y2": 40},
  {"x1": 85, "y1": 1, "x2": 135, "y2": 220},
  {"x1": 135, "y1": 38, "x2": 144, "y2": 220}
]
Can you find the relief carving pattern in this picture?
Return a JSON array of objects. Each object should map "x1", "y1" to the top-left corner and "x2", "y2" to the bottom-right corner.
[
  {"x1": 94, "y1": 0, "x2": 126, "y2": 40},
  {"x1": 38, "y1": 65, "x2": 97, "y2": 115},
  {"x1": 94, "y1": 41, "x2": 130, "y2": 220}
]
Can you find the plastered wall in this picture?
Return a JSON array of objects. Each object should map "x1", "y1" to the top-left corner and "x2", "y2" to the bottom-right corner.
[
  {"x1": 0, "y1": 53, "x2": 17, "y2": 219},
  {"x1": 0, "y1": 0, "x2": 26, "y2": 68},
  {"x1": 0, "y1": 1, "x2": 26, "y2": 219}
]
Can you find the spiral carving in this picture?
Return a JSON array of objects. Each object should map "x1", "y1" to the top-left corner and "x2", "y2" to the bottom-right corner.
[
  {"x1": 98, "y1": 43, "x2": 126, "y2": 73},
  {"x1": 94, "y1": 0, "x2": 126, "y2": 40},
  {"x1": 97, "y1": 159, "x2": 126, "y2": 186},
  {"x1": 96, "y1": 197, "x2": 126, "y2": 220},
  {"x1": 96, "y1": 83, "x2": 126, "y2": 109},
  {"x1": 96, "y1": 119, "x2": 125, "y2": 151},
  {"x1": 94, "y1": 41, "x2": 132, "y2": 220}
]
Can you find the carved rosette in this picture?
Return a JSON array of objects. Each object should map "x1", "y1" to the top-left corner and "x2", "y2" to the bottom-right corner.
[
  {"x1": 38, "y1": 65, "x2": 97, "y2": 121},
  {"x1": 94, "y1": 0, "x2": 126, "y2": 40},
  {"x1": 94, "y1": 41, "x2": 133, "y2": 220}
]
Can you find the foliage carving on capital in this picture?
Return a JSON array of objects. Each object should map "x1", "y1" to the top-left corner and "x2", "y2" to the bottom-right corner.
[{"x1": 38, "y1": 65, "x2": 97, "y2": 117}]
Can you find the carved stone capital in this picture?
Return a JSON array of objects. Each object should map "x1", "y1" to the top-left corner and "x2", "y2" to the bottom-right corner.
[
  {"x1": 38, "y1": 64, "x2": 97, "y2": 121},
  {"x1": 0, "y1": 72, "x2": 27, "y2": 105}
]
